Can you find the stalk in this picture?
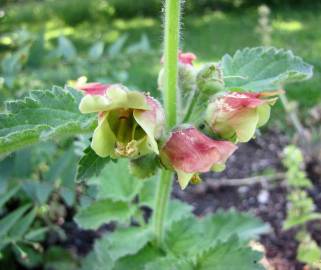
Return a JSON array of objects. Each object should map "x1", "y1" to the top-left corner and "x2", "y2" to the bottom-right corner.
[{"x1": 153, "y1": 0, "x2": 181, "y2": 246}]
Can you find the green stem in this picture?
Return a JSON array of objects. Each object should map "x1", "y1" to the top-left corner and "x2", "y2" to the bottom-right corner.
[
  {"x1": 153, "y1": 170, "x2": 173, "y2": 246},
  {"x1": 163, "y1": 0, "x2": 180, "y2": 129},
  {"x1": 153, "y1": 0, "x2": 181, "y2": 247}
]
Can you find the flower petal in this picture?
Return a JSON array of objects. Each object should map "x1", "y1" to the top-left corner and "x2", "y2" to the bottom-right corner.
[
  {"x1": 91, "y1": 114, "x2": 116, "y2": 158},
  {"x1": 257, "y1": 103, "x2": 271, "y2": 127},
  {"x1": 133, "y1": 97, "x2": 165, "y2": 154},
  {"x1": 162, "y1": 127, "x2": 237, "y2": 174},
  {"x1": 79, "y1": 95, "x2": 111, "y2": 113},
  {"x1": 78, "y1": 82, "x2": 110, "y2": 96},
  {"x1": 229, "y1": 108, "x2": 259, "y2": 142}
]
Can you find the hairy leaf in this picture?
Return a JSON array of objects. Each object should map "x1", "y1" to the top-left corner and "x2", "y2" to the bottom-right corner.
[
  {"x1": 196, "y1": 238, "x2": 264, "y2": 270},
  {"x1": 97, "y1": 227, "x2": 152, "y2": 261},
  {"x1": 0, "y1": 86, "x2": 95, "y2": 156},
  {"x1": 222, "y1": 47, "x2": 313, "y2": 91},
  {"x1": 94, "y1": 159, "x2": 144, "y2": 202},
  {"x1": 77, "y1": 146, "x2": 110, "y2": 182},
  {"x1": 75, "y1": 199, "x2": 136, "y2": 229},
  {"x1": 164, "y1": 210, "x2": 268, "y2": 258}
]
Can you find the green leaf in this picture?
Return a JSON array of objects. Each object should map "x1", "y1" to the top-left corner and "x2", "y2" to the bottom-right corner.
[
  {"x1": 88, "y1": 41, "x2": 104, "y2": 61},
  {"x1": 94, "y1": 159, "x2": 144, "y2": 202},
  {"x1": 166, "y1": 200, "x2": 193, "y2": 227},
  {"x1": 222, "y1": 47, "x2": 313, "y2": 91},
  {"x1": 145, "y1": 257, "x2": 194, "y2": 270},
  {"x1": 0, "y1": 185, "x2": 20, "y2": 208},
  {"x1": 139, "y1": 176, "x2": 157, "y2": 208},
  {"x1": 57, "y1": 36, "x2": 77, "y2": 61},
  {"x1": 196, "y1": 238, "x2": 264, "y2": 270},
  {"x1": 76, "y1": 146, "x2": 110, "y2": 182},
  {"x1": 9, "y1": 208, "x2": 37, "y2": 239},
  {"x1": 164, "y1": 210, "x2": 269, "y2": 258},
  {"x1": 0, "y1": 86, "x2": 95, "y2": 156},
  {"x1": 81, "y1": 249, "x2": 114, "y2": 270},
  {"x1": 0, "y1": 204, "x2": 31, "y2": 237},
  {"x1": 97, "y1": 226, "x2": 152, "y2": 261},
  {"x1": 75, "y1": 199, "x2": 136, "y2": 229},
  {"x1": 108, "y1": 34, "x2": 128, "y2": 57},
  {"x1": 114, "y1": 245, "x2": 162, "y2": 270},
  {"x1": 45, "y1": 146, "x2": 78, "y2": 186}
]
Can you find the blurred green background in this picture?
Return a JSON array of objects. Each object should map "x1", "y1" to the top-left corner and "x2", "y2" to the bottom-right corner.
[{"x1": 1, "y1": 0, "x2": 320, "y2": 118}]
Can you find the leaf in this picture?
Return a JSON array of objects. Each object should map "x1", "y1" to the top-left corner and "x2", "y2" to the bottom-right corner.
[
  {"x1": 114, "y1": 245, "x2": 162, "y2": 270},
  {"x1": 196, "y1": 238, "x2": 264, "y2": 270},
  {"x1": 96, "y1": 226, "x2": 152, "y2": 261},
  {"x1": 81, "y1": 249, "x2": 114, "y2": 270},
  {"x1": 0, "y1": 185, "x2": 20, "y2": 208},
  {"x1": 108, "y1": 34, "x2": 128, "y2": 57},
  {"x1": 76, "y1": 146, "x2": 110, "y2": 182},
  {"x1": 94, "y1": 159, "x2": 144, "y2": 202},
  {"x1": 166, "y1": 200, "x2": 193, "y2": 227},
  {"x1": 22, "y1": 181, "x2": 53, "y2": 204},
  {"x1": 126, "y1": 34, "x2": 151, "y2": 54},
  {"x1": 164, "y1": 210, "x2": 269, "y2": 258},
  {"x1": 0, "y1": 204, "x2": 31, "y2": 238},
  {"x1": 221, "y1": 47, "x2": 313, "y2": 91},
  {"x1": 0, "y1": 86, "x2": 96, "y2": 156},
  {"x1": 139, "y1": 176, "x2": 157, "y2": 208},
  {"x1": 75, "y1": 199, "x2": 136, "y2": 229},
  {"x1": 9, "y1": 208, "x2": 37, "y2": 240},
  {"x1": 58, "y1": 36, "x2": 77, "y2": 61},
  {"x1": 88, "y1": 41, "x2": 104, "y2": 61},
  {"x1": 145, "y1": 257, "x2": 194, "y2": 270},
  {"x1": 25, "y1": 227, "x2": 49, "y2": 241}
]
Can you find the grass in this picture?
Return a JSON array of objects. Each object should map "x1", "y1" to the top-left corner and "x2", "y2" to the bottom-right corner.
[{"x1": 1, "y1": 2, "x2": 321, "y2": 118}]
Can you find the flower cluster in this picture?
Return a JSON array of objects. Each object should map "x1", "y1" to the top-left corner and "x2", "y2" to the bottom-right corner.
[{"x1": 78, "y1": 52, "x2": 280, "y2": 189}]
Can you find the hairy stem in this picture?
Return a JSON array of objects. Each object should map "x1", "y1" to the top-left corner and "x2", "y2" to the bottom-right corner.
[
  {"x1": 163, "y1": 0, "x2": 180, "y2": 128},
  {"x1": 153, "y1": 0, "x2": 181, "y2": 246}
]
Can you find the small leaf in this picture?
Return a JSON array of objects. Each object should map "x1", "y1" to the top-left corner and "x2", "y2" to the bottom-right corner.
[
  {"x1": 145, "y1": 257, "x2": 194, "y2": 270},
  {"x1": 58, "y1": 36, "x2": 77, "y2": 61},
  {"x1": 114, "y1": 245, "x2": 162, "y2": 270},
  {"x1": 166, "y1": 200, "x2": 193, "y2": 227},
  {"x1": 139, "y1": 176, "x2": 157, "y2": 208},
  {"x1": 88, "y1": 41, "x2": 104, "y2": 61},
  {"x1": 75, "y1": 199, "x2": 136, "y2": 229},
  {"x1": 164, "y1": 210, "x2": 269, "y2": 258},
  {"x1": 129, "y1": 154, "x2": 159, "y2": 179},
  {"x1": 196, "y1": 238, "x2": 264, "y2": 270},
  {"x1": 0, "y1": 185, "x2": 20, "y2": 208},
  {"x1": 97, "y1": 227, "x2": 152, "y2": 261},
  {"x1": 222, "y1": 47, "x2": 313, "y2": 91},
  {"x1": 77, "y1": 146, "x2": 110, "y2": 182},
  {"x1": 0, "y1": 204, "x2": 31, "y2": 237},
  {"x1": 108, "y1": 34, "x2": 128, "y2": 57},
  {"x1": 9, "y1": 208, "x2": 37, "y2": 239},
  {"x1": 0, "y1": 86, "x2": 95, "y2": 156},
  {"x1": 94, "y1": 159, "x2": 144, "y2": 202}
]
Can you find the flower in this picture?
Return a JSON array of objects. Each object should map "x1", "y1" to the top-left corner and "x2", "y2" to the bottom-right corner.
[
  {"x1": 161, "y1": 126, "x2": 237, "y2": 189},
  {"x1": 158, "y1": 51, "x2": 197, "y2": 95},
  {"x1": 78, "y1": 83, "x2": 165, "y2": 159},
  {"x1": 178, "y1": 51, "x2": 197, "y2": 66},
  {"x1": 205, "y1": 92, "x2": 278, "y2": 143}
]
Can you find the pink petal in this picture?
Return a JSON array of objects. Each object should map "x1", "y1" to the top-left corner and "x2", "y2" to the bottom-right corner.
[
  {"x1": 78, "y1": 82, "x2": 110, "y2": 96},
  {"x1": 163, "y1": 127, "x2": 237, "y2": 173},
  {"x1": 224, "y1": 92, "x2": 265, "y2": 109},
  {"x1": 160, "y1": 51, "x2": 197, "y2": 66},
  {"x1": 178, "y1": 52, "x2": 197, "y2": 66}
]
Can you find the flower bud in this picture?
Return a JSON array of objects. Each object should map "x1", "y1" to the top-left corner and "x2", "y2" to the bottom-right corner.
[
  {"x1": 158, "y1": 51, "x2": 197, "y2": 95},
  {"x1": 205, "y1": 92, "x2": 278, "y2": 143},
  {"x1": 78, "y1": 83, "x2": 165, "y2": 159},
  {"x1": 196, "y1": 63, "x2": 224, "y2": 94},
  {"x1": 161, "y1": 126, "x2": 237, "y2": 189}
]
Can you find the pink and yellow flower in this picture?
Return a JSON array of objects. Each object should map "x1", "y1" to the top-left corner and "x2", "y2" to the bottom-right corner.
[
  {"x1": 206, "y1": 92, "x2": 278, "y2": 143},
  {"x1": 78, "y1": 83, "x2": 165, "y2": 159},
  {"x1": 161, "y1": 126, "x2": 237, "y2": 189}
]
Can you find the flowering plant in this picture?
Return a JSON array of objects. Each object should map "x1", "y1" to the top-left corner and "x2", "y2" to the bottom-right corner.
[{"x1": 0, "y1": 0, "x2": 314, "y2": 269}]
